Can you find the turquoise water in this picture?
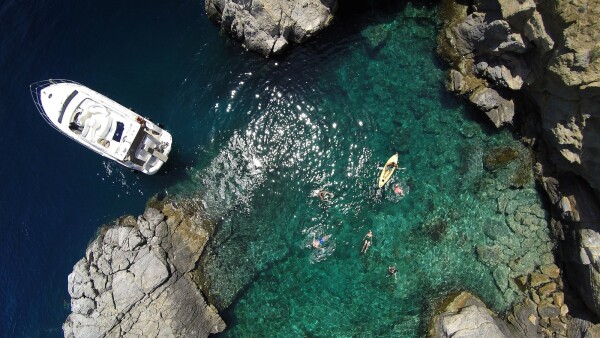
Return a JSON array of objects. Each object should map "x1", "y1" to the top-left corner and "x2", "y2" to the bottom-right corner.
[
  {"x1": 0, "y1": 1, "x2": 552, "y2": 336},
  {"x1": 171, "y1": 3, "x2": 552, "y2": 337}
]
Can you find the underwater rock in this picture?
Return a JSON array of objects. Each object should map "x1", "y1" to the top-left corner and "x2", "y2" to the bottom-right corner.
[
  {"x1": 476, "y1": 245, "x2": 504, "y2": 266},
  {"x1": 493, "y1": 266, "x2": 510, "y2": 292},
  {"x1": 422, "y1": 217, "x2": 449, "y2": 241},
  {"x1": 205, "y1": 0, "x2": 337, "y2": 57},
  {"x1": 483, "y1": 219, "x2": 510, "y2": 240},
  {"x1": 63, "y1": 202, "x2": 225, "y2": 338},
  {"x1": 361, "y1": 22, "x2": 393, "y2": 52},
  {"x1": 483, "y1": 147, "x2": 519, "y2": 171}
]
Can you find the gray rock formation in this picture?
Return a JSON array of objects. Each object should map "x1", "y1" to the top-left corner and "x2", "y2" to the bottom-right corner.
[
  {"x1": 440, "y1": 6, "x2": 525, "y2": 128},
  {"x1": 470, "y1": 87, "x2": 514, "y2": 127},
  {"x1": 440, "y1": 0, "x2": 600, "y2": 193},
  {"x1": 63, "y1": 204, "x2": 226, "y2": 338},
  {"x1": 205, "y1": 0, "x2": 337, "y2": 56},
  {"x1": 429, "y1": 292, "x2": 523, "y2": 338},
  {"x1": 542, "y1": 173, "x2": 600, "y2": 319},
  {"x1": 430, "y1": 286, "x2": 573, "y2": 338},
  {"x1": 528, "y1": 0, "x2": 600, "y2": 194},
  {"x1": 439, "y1": 0, "x2": 600, "y2": 322}
]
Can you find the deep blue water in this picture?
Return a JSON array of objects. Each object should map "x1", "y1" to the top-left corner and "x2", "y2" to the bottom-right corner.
[
  {"x1": 0, "y1": 1, "x2": 236, "y2": 336},
  {"x1": 0, "y1": 1, "x2": 552, "y2": 337}
]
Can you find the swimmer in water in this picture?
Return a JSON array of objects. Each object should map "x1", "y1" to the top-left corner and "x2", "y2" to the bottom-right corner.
[
  {"x1": 318, "y1": 190, "x2": 334, "y2": 202},
  {"x1": 387, "y1": 265, "x2": 398, "y2": 280},
  {"x1": 312, "y1": 234, "x2": 331, "y2": 248},
  {"x1": 393, "y1": 184, "x2": 404, "y2": 196},
  {"x1": 361, "y1": 230, "x2": 373, "y2": 253}
]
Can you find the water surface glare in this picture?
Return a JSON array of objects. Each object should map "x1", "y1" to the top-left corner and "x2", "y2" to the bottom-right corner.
[
  {"x1": 0, "y1": 1, "x2": 553, "y2": 337},
  {"x1": 172, "y1": 4, "x2": 552, "y2": 337}
]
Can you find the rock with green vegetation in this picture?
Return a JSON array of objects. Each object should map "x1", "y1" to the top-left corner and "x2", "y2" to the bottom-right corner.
[
  {"x1": 484, "y1": 147, "x2": 519, "y2": 171},
  {"x1": 361, "y1": 22, "x2": 394, "y2": 50}
]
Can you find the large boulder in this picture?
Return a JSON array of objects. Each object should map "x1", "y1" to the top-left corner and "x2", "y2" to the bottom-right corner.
[
  {"x1": 206, "y1": 0, "x2": 337, "y2": 56},
  {"x1": 469, "y1": 87, "x2": 515, "y2": 127},
  {"x1": 475, "y1": 55, "x2": 530, "y2": 90},
  {"x1": 429, "y1": 292, "x2": 523, "y2": 338}
]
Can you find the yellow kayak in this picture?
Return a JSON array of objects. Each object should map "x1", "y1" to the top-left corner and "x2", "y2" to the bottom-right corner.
[{"x1": 378, "y1": 154, "x2": 399, "y2": 188}]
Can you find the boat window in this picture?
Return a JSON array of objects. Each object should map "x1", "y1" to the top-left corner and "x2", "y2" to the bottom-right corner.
[
  {"x1": 58, "y1": 90, "x2": 78, "y2": 124},
  {"x1": 72, "y1": 111, "x2": 81, "y2": 123},
  {"x1": 112, "y1": 122, "x2": 124, "y2": 142}
]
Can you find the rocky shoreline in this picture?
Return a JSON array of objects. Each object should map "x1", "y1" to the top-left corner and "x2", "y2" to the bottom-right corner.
[
  {"x1": 429, "y1": 265, "x2": 583, "y2": 338},
  {"x1": 63, "y1": 199, "x2": 225, "y2": 337},
  {"x1": 436, "y1": 0, "x2": 600, "y2": 336},
  {"x1": 63, "y1": 1, "x2": 600, "y2": 337}
]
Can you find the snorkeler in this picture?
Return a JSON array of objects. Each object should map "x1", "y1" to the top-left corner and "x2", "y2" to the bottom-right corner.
[
  {"x1": 387, "y1": 265, "x2": 397, "y2": 280},
  {"x1": 313, "y1": 234, "x2": 331, "y2": 249},
  {"x1": 393, "y1": 184, "x2": 405, "y2": 196},
  {"x1": 318, "y1": 190, "x2": 334, "y2": 202},
  {"x1": 361, "y1": 230, "x2": 373, "y2": 253}
]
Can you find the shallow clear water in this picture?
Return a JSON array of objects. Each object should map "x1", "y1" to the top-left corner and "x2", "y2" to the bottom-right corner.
[
  {"x1": 172, "y1": 4, "x2": 552, "y2": 337},
  {"x1": 0, "y1": 1, "x2": 552, "y2": 337}
]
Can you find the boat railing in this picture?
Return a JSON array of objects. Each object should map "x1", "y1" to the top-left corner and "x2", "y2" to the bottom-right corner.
[{"x1": 30, "y1": 79, "x2": 84, "y2": 135}]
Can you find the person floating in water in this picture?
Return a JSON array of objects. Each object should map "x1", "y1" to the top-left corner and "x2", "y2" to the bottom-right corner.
[
  {"x1": 361, "y1": 230, "x2": 373, "y2": 253},
  {"x1": 387, "y1": 265, "x2": 397, "y2": 280},
  {"x1": 393, "y1": 184, "x2": 405, "y2": 196},
  {"x1": 313, "y1": 234, "x2": 331, "y2": 249},
  {"x1": 318, "y1": 190, "x2": 334, "y2": 202}
]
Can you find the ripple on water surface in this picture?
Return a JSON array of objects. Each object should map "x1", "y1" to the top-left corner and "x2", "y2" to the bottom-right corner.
[{"x1": 174, "y1": 4, "x2": 551, "y2": 337}]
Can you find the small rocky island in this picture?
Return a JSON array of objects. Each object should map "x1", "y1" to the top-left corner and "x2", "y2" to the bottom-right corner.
[
  {"x1": 205, "y1": 0, "x2": 337, "y2": 56},
  {"x1": 63, "y1": 0, "x2": 600, "y2": 337}
]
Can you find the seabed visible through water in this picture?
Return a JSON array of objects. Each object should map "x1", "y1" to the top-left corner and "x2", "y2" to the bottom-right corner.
[{"x1": 163, "y1": 3, "x2": 553, "y2": 337}]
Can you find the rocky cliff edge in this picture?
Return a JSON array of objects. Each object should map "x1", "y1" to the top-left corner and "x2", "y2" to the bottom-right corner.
[
  {"x1": 438, "y1": 0, "x2": 600, "y2": 194},
  {"x1": 63, "y1": 201, "x2": 225, "y2": 337},
  {"x1": 205, "y1": 0, "x2": 337, "y2": 56},
  {"x1": 438, "y1": 0, "x2": 600, "y2": 321}
]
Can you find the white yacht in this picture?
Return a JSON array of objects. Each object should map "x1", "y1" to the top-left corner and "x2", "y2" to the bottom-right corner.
[{"x1": 31, "y1": 79, "x2": 172, "y2": 175}]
